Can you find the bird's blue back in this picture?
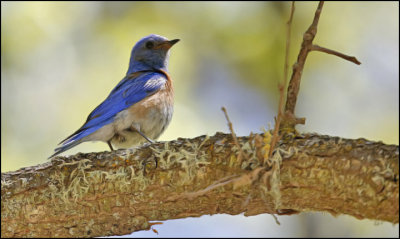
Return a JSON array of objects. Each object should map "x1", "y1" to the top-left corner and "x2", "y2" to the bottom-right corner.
[
  {"x1": 60, "y1": 71, "x2": 167, "y2": 146},
  {"x1": 50, "y1": 34, "x2": 178, "y2": 158}
]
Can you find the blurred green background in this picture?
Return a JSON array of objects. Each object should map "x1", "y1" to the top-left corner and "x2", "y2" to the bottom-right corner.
[{"x1": 1, "y1": 1, "x2": 398, "y2": 237}]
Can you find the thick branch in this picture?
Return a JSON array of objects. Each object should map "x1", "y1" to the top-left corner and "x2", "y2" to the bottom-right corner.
[{"x1": 2, "y1": 132, "x2": 398, "y2": 237}]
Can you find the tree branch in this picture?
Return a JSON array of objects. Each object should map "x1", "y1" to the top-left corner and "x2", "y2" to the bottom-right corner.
[
  {"x1": 1, "y1": 133, "x2": 398, "y2": 237},
  {"x1": 284, "y1": 1, "x2": 324, "y2": 119},
  {"x1": 282, "y1": 1, "x2": 361, "y2": 131},
  {"x1": 311, "y1": 44, "x2": 361, "y2": 65},
  {"x1": 270, "y1": 1, "x2": 295, "y2": 159},
  {"x1": 221, "y1": 106, "x2": 244, "y2": 164},
  {"x1": 1, "y1": 2, "x2": 394, "y2": 238}
]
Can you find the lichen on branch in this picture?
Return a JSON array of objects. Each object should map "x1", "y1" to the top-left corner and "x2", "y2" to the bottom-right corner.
[{"x1": 1, "y1": 132, "x2": 398, "y2": 238}]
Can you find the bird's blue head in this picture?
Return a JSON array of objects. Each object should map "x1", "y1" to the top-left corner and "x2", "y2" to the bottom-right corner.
[{"x1": 127, "y1": 34, "x2": 180, "y2": 74}]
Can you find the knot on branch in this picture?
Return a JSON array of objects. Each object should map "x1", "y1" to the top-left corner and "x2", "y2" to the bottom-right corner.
[{"x1": 280, "y1": 111, "x2": 306, "y2": 133}]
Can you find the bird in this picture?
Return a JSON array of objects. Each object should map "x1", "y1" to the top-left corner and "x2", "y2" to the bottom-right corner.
[{"x1": 49, "y1": 34, "x2": 179, "y2": 158}]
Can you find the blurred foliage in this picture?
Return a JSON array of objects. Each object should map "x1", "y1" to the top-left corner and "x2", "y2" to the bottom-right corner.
[
  {"x1": 1, "y1": 2, "x2": 398, "y2": 236},
  {"x1": 2, "y1": 1, "x2": 398, "y2": 168}
]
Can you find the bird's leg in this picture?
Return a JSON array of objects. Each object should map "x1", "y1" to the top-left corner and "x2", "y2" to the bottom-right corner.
[
  {"x1": 107, "y1": 140, "x2": 114, "y2": 151},
  {"x1": 113, "y1": 133, "x2": 126, "y2": 143},
  {"x1": 128, "y1": 127, "x2": 154, "y2": 143},
  {"x1": 137, "y1": 130, "x2": 154, "y2": 143},
  {"x1": 127, "y1": 127, "x2": 157, "y2": 173}
]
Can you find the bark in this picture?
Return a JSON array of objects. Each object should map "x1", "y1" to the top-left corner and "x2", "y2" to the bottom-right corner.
[{"x1": 1, "y1": 132, "x2": 398, "y2": 238}]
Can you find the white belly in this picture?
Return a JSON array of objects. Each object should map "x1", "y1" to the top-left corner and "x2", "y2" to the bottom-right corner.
[
  {"x1": 85, "y1": 84, "x2": 173, "y2": 149},
  {"x1": 111, "y1": 104, "x2": 173, "y2": 149}
]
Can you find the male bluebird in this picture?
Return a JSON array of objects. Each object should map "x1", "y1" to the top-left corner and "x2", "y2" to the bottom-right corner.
[{"x1": 49, "y1": 34, "x2": 179, "y2": 158}]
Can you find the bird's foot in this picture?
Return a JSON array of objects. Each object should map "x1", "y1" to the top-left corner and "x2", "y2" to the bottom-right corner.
[
  {"x1": 127, "y1": 127, "x2": 154, "y2": 143},
  {"x1": 114, "y1": 133, "x2": 127, "y2": 143}
]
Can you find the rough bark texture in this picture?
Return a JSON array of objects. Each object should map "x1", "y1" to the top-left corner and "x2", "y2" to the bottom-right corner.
[{"x1": 1, "y1": 132, "x2": 399, "y2": 238}]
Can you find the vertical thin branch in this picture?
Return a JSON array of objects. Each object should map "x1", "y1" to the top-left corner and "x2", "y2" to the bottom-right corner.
[
  {"x1": 284, "y1": 1, "x2": 296, "y2": 88},
  {"x1": 281, "y1": 1, "x2": 360, "y2": 131},
  {"x1": 221, "y1": 107, "x2": 244, "y2": 164},
  {"x1": 269, "y1": 1, "x2": 295, "y2": 158},
  {"x1": 284, "y1": 1, "x2": 324, "y2": 116}
]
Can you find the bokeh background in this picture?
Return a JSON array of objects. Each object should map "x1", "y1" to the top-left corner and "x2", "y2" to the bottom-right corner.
[{"x1": 1, "y1": 1, "x2": 398, "y2": 237}]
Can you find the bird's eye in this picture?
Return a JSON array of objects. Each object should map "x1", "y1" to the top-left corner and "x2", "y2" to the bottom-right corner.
[{"x1": 146, "y1": 41, "x2": 154, "y2": 49}]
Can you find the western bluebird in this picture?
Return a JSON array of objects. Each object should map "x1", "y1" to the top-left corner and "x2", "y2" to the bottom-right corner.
[{"x1": 49, "y1": 34, "x2": 179, "y2": 158}]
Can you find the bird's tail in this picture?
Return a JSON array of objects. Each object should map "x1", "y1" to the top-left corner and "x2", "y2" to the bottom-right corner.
[{"x1": 48, "y1": 139, "x2": 83, "y2": 159}]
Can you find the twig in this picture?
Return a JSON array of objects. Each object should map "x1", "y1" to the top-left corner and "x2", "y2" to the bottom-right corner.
[
  {"x1": 269, "y1": 1, "x2": 295, "y2": 158},
  {"x1": 283, "y1": 1, "x2": 361, "y2": 130},
  {"x1": 284, "y1": 1, "x2": 324, "y2": 117},
  {"x1": 168, "y1": 167, "x2": 265, "y2": 201},
  {"x1": 221, "y1": 107, "x2": 244, "y2": 165},
  {"x1": 271, "y1": 214, "x2": 281, "y2": 225},
  {"x1": 284, "y1": 1, "x2": 296, "y2": 85},
  {"x1": 167, "y1": 174, "x2": 240, "y2": 201},
  {"x1": 311, "y1": 44, "x2": 361, "y2": 65}
]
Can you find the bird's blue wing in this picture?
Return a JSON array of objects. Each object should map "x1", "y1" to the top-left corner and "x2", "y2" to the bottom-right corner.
[{"x1": 59, "y1": 71, "x2": 167, "y2": 145}]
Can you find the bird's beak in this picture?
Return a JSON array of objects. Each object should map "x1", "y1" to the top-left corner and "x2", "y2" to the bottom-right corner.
[
  {"x1": 168, "y1": 39, "x2": 180, "y2": 46},
  {"x1": 155, "y1": 39, "x2": 180, "y2": 50}
]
